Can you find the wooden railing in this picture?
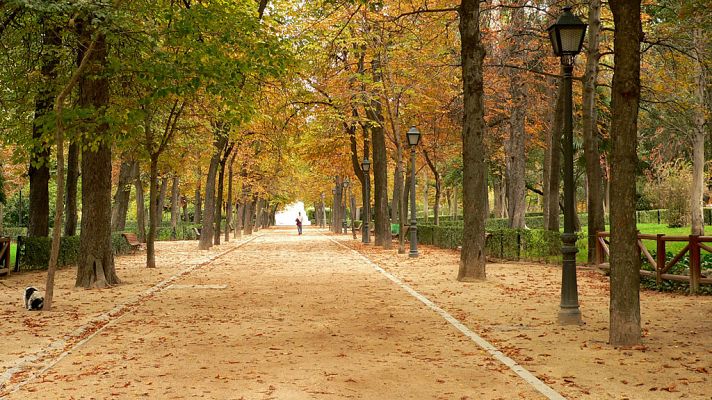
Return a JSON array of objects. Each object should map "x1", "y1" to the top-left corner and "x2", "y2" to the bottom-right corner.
[
  {"x1": 0, "y1": 237, "x2": 10, "y2": 276},
  {"x1": 596, "y1": 232, "x2": 712, "y2": 294}
]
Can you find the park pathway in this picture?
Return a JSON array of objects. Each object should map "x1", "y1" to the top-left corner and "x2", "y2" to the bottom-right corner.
[{"x1": 5, "y1": 228, "x2": 546, "y2": 399}]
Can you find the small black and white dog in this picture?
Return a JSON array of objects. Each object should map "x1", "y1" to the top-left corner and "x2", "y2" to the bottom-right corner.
[{"x1": 24, "y1": 286, "x2": 44, "y2": 311}]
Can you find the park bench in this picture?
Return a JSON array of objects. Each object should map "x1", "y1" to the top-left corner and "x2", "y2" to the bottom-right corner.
[{"x1": 122, "y1": 232, "x2": 145, "y2": 254}]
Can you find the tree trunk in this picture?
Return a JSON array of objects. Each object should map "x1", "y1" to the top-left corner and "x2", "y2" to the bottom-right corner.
[
  {"x1": 28, "y1": 23, "x2": 61, "y2": 238},
  {"x1": 394, "y1": 158, "x2": 405, "y2": 253},
  {"x1": 243, "y1": 198, "x2": 255, "y2": 235},
  {"x1": 134, "y1": 165, "x2": 146, "y2": 242},
  {"x1": 547, "y1": 82, "x2": 564, "y2": 232},
  {"x1": 609, "y1": 0, "x2": 642, "y2": 347},
  {"x1": 458, "y1": 0, "x2": 487, "y2": 281},
  {"x1": 235, "y1": 202, "x2": 243, "y2": 239},
  {"x1": 506, "y1": 71, "x2": 527, "y2": 229},
  {"x1": 215, "y1": 143, "x2": 233, "y2": 243},
  {"x1": 146, "y1": 157, "x2": 160, "y2": 268},
  {"x1": 493, "y1": 172, "x2": 506, "y2": 219},
  {"x1": 157, "y1": 176, "x2": 168, "y2": 223},
  {"x1": 170, "y1": 174, "x2": 180, "y2": 239},
  {"x1": 111, "y1": 158, "x2": 136, "y2": 232},
  {"x1": 690, "y1": 28, "x2": 706, "y2": 236},
  {"x1": 422, "y1": 170, "x2": 429, "y2": 224},
  {"x1": 583, "y1": 0, "x2": 606, "y2": 262},
  {"x1": 75, "y1": 25, "x2": 118, "y2": 288},
  {"x1": 368, "y1": 57, "x2": 392, "y2": 248},
  {"x1": 194, "y1": 167, "x2": 202, "y2": 224},
  {"x1": 64, "y1": 141, "x2": 80, "y2": 236},
  {"x1": 199, "y1": 130, "x2": 226, "y2": 250},
  {"x1": 225, "y1": 154, "x2": 236, "y2": 242}
]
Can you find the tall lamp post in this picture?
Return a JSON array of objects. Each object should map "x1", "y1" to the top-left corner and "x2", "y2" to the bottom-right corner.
[
  {"x1": 407, "y1": 126, "x2": 421, "y2": 258},
  {"x1": 548, "y1": 6, "x2": 587, "y2": 325},
  {"x1": 362, "y1": 157, "x2": 371, "y2": 244}
]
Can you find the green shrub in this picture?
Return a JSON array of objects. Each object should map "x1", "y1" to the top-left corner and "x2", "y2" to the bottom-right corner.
[{"x1": 18, "y1": 233, "x2": 132, "y2": 271}]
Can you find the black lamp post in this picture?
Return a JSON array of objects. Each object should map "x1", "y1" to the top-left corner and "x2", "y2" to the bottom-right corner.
[
  {"x1": 548, "y1": 6, "x2": 587, "y2": 325},
  {"x1": 407, "y1": 126, "x2": 421, "y2": 258},
  {"x1": 362, "y1": 157, "x2": 371, "y2": 244}
]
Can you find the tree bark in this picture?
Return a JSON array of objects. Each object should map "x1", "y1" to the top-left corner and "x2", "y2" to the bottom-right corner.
[
  {"x1": 609, "y1": 0, "x2": 643, "y2": 347},
  {"x1": 506, "y1": 71, "x2": 527, "y2": 229},
  {"x1": 493, "y1": 171, "x2": 506, "y2": 219},
  {"x1": 225, "y1": 153, "x2": 236, "y2": 242},
  {"x1": 368, "y1": 55, "x2": 391, "y2": 248},
  {"x1": 235, "y1": 202, "x2": 244, "y2": 239},
  {"x1": 147, "y1": 156, "x2": 160, "y2": 268},
  {"x1": 214, "y1": 143, "x2": 233, "y2": 245},
  {"x1": 458, "y1": 0, "x2": 487, "y2": 281},
  {"x1": 134, "y1": 165, "x2": 146, "y2": 242},
  {"x1": 64, "y1": 142, "x2": 80, "y2": 236},
  {"x1": 170, "y1": 174, "x2": 180, "y2": 239},
  {"x1": 423, "y1": 150, "x2": 441, "y2": 225},
  {"x1": 28, "y1": 22, "x2": 61, "y2": 238},
  {"x1": 583, "y1": 0, "x2": 606, "y2": 262},
  {"x1": 690, "y1": 28, "x2": 706, "y2": 236},
  {"x1": 199, "y1": 127, "x2": 227, "y2": 250},
  {"x1": 111, "y1": 158, "x2": 136, "y2": 232},
  {"x1": 194, "y1": 167, "x2": 202, "y2": 224},
  {"x1": 422, "y1": 170, "x2": 429, "y2": 224},
  {"x1": 546, "y1": 82, "x2": 564, "y2": 232},
  {"x1": 157, "y1": 176, "x2": 169, "y2": 223}
]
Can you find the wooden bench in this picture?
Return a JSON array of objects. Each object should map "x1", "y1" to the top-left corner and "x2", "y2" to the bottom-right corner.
[{"x1": 122, "y1": 233, "x2": 145, "y2": 254}]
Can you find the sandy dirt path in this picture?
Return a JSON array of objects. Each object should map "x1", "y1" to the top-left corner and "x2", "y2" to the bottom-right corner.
[{"x1": 3, "y1": 229, "x2": 546, "y2": 399}]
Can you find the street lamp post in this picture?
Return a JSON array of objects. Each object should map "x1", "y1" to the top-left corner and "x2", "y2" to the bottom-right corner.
[
  {"x1": 407, "y1": 126, "x2": 421, "y2": 258},
  {"x1": 548, "y1": 6, "x2": 587, "y2": 325},
  {"x1": 362, "y1": 157, "x2": 371, "y2": 244}
]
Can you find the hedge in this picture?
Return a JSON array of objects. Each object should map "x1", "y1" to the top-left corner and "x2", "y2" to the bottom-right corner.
[
  {"x1": 418, "y1": 225, "x2": 586, "y2": 263},
  {"x1": 17, "y1": 233, "x2": 133, "y2": 271}
]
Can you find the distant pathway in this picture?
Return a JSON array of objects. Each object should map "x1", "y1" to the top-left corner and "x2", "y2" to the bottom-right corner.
[{"x1": 5, "y1": 228, "x2": 548, "y2": 399}]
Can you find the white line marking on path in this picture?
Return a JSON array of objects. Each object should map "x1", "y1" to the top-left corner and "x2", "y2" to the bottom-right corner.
[
  {"x1": 166, "y1": 284, "x2": 228, "y2": 290},
  {"x1": 0, "y1": 235, "x2": 261, "y2": 398},
  {"x1": 326, "y1": 235, "x2": 567, "y2": 400}
]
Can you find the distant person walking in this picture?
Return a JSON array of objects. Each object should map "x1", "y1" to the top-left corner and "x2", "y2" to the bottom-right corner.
[{"x1": 296, "y1": 212, "x2": 303, "y2": 235}]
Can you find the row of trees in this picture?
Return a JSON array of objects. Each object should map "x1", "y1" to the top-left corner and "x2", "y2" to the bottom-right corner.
[{"x1": 1, "y1": 0, "x2": 709, "y2": 346}]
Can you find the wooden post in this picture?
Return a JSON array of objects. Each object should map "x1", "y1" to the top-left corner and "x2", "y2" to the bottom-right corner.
[
  {"x1": 689, "y1": 235, "x2": 701, "y2": 294},
  {"x1": 656, "y1": 234, "x2": 665, "y2": 285},
  {"x1": 595, "y1": 232, "x2": 604, "y2": 266}
]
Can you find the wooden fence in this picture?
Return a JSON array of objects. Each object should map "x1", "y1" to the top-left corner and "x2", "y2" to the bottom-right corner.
[
  {"x1": 0, "y1": 237, "x2": 10, "y2": 276},
  {"x1": 596, "y1": 232, "x2": 712, "y2": 294}
]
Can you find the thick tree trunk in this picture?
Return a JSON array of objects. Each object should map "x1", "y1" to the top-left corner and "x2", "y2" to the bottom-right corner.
[
  {"x1": 146, "y1": 157, "x2": 160, "y2": 268},
  {"x1": 609, "y1": 0, "x2": 642, "y2": 347},
  {"x1": 546, "y1": 82, "x2": 564, "y2": 232},
  {"x1": 64, "y1": 142, "x2": 80, "y2": 236},
  {"x1": 170, "y1": 174, "x2": 180, "y2": 239},
  {"x1": 199, "y1": 130, "x2": 227, "y2": 250},
  {"x1": 28, "y1": 23, "x2": 61, "y2": 238},
  {"x1": 134, "y1": 166, "x2": 146, "y2": 242},
  {"x1": 506, "y1": 71, "x2": 527, "y2": 229},
  {"x1": 111, "y1": 158, "x2": 136, "y2": 232},
  {"x1": 458, "y1": 0, "x2": 487, "y2": 281},
  {"x1": 583, "y1": 0, "x2": 606, "y2": 262},
  {"x1": 690, "y1": 28, "x2": 706, "y2": 236},
  {"x1": 194, "y1": 167, "x2": 202, "y2": 224},
  {"x1": 368, "y1": 56, "x2": 392, "y2": 248},
  {"x1": 75, "y1": 26, "x2": 118, "y2": 288},
  {"x1": 243, "y1": 198, "x2": 255, "y2": 235}
]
